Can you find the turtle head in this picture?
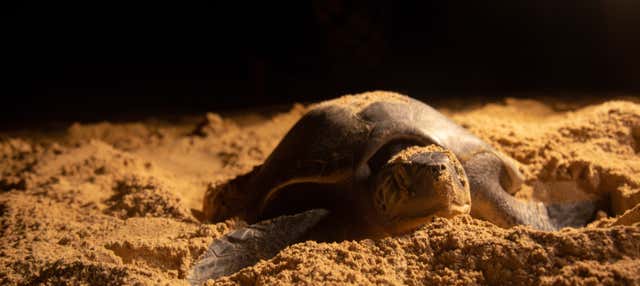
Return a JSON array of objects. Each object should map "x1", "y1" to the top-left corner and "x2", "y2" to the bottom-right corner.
[{"x1": 371, "y1": 145, "x2": 471, "y2": 234}]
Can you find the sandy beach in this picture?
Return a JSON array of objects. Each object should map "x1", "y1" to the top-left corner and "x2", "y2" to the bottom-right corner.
[{"x1": 1, "y1": 91, "x2": 639, "y2": 285}]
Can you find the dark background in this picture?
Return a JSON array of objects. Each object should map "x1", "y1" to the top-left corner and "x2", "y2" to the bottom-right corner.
[{"x1": 5, "y1": 1, "x2": 639, "y2": 128}]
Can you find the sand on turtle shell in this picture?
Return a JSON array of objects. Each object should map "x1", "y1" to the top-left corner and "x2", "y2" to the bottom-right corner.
[{"x1": 1, "y1": 91, "x2": 639, "y2": 285}]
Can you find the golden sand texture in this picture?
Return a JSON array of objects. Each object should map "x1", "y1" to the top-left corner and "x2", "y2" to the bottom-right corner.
[
  {"x1": 1, "y1": 91, "x2": 639, "y2": 285},
  {"x1": 448, "y1": 98, "x2": 640, "y2": 210},
  {"x1": 216, "y1": 216, "x2": 640, "y2": 285}
]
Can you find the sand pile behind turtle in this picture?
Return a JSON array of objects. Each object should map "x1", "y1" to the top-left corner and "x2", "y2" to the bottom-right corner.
[{"x1": 1, "y1": 91, "x2": 639, "y2": 285}]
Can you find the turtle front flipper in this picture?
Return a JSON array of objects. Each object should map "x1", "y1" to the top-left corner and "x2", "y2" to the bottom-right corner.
[
  {"x1": 464, "y1": 152, "x2": 558, "y2": 230},
  {"x1": 465, "y1": 152, "x2": 597, "y2": 230},
  {"x1": 546, "y1": 200, "x2": 597, "y2": 228},
  {"x1": 188, "y1": 209, "x2": 329, "y2": 285},
  {"x1": 491, "y1": 150, "x2": 525, "y2": 195}
]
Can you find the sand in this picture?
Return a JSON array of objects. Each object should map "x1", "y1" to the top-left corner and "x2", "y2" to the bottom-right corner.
[{"x1": 1, "y1": 91, "x2": 639, "y2": 285}]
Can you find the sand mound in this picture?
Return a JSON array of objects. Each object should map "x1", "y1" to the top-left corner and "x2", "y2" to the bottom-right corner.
[
  {"x1": 217, "y1": 216, "x2": 640, "y2": 285},
  {"x1": 106, "y1": 175, "x2": 195, "y2": 222},
  {"x1": 450, "y1": 99, "x2": 640, "y2": 213},
  {"x1": 1, "y1": 91, "x2": 639, "y2": 285}
]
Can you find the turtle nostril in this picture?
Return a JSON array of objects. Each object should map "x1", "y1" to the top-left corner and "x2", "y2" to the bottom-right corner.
[{"x1": 439, "y1": 164, "x2": 446, "y2": 171}]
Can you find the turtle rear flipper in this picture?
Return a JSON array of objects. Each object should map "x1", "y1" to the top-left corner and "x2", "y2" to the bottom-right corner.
[{"x1": 188, "y1": 209, "x2": 329, "y2": 285}]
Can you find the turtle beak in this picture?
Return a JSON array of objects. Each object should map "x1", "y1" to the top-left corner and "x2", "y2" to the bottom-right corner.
[{"x1": 373, "y1": 150, "x2": 471, "y2": 234}]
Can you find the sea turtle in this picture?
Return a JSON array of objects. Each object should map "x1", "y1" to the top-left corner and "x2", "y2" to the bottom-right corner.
[{"x1": 189, "y1": 92, "x2": 595, "y2": 284}]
